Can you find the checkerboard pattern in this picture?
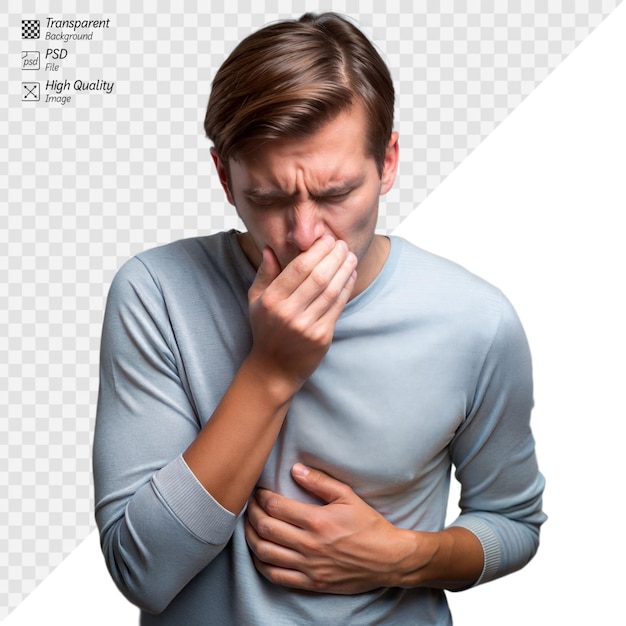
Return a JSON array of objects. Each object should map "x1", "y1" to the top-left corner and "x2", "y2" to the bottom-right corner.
[
  {"x1": 1, "y1": 0, "x2": 621, "y2": 618},
  {"x1": 21, "y1": 19, "x2": 39, "y2": 39}
]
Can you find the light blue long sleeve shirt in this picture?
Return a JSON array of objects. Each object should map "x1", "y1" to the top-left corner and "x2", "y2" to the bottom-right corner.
[{"x1": 93, "y1": 231, "x2": 546, "y2": 625}]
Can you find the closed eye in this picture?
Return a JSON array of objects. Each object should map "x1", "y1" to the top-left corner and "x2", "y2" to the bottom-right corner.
[
  {"x1": 246, "y1": 195, "x2": 291, "y2": 208},
  {"x1": 315, "y1": 190, "x2": 352, "y2": 204}
]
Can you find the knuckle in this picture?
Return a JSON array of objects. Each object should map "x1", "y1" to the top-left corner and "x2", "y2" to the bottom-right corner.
[
  {"x1": 282, "y1": 311, "x2": 309, "y2": 336},
  {"x1": 290, "y1": 256, "x2": 309, "y2": 276},
  {"x1": 321, "y1": 283, "x2": 340, "y2": 303},
  {"x1": 337, "y1": 482, "x2": 352, "y2": 497},
  {"x1": 254, "y1": 517, "x2": 274, "y2": 539},
  {"x1": 309, "y1": 266, "x2": 328, "y2": 289},
  {"x1": 305, "y1": 511, "x2": 324, "y2": 535},
  {"x1": 263, "y1": 568, "x2": 278, "y2": 584},
  {"x1": 310, "y1": 573, "x2": 328, "y2": 591},
  {"x1": 304, "y1": 538, "x2": 326, "y2": 559},
  {"x1": 258, "y1": 291, "x2": 278, "y2": 312},
  {"x1": 266, "y1": 568, "x2": 289, "y2": 587},
  {"x1": 253, "y1": 539, "x2": 273, "y2": 561},
  {"x1": 262, "y1": 494, "x2": 282, "y2": 516},
  {"x1": 310, "y1": 325, "x2": 332, "y2": 345}
]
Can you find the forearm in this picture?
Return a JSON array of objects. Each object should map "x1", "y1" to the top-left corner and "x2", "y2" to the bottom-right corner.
[
  {"x1": 184, "y1": 238, "x2": 356, "y2": 515},
  {"x1": 183, "y1": 354, "x2": 298, "y2": 515},
  {"x1": 390, "y1": 526, "x2": 484, "y2": 591}
]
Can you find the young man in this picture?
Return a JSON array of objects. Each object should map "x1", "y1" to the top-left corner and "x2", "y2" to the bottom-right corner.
[{"x1": 94, "y1": 13, "x2": 545, "y2": 625}]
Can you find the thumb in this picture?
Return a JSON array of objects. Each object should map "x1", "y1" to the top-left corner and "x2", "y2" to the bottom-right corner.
[
  {"x1": 291, "y1": 463, "x2": 352, "y2": 504},
  {"x1": 249, "y1": 246, "x2": 281, "y2": 300}
]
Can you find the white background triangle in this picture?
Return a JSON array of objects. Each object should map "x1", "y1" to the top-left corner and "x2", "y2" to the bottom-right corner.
[{"x1": 397, "y1": 3, "x2": 625, "y2": 624}]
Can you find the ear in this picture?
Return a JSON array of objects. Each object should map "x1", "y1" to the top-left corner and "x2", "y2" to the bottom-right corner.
[
  {"x1": 380, "y1": 131, "x2": 399, "y2": 195},
  {"x1": 210, "y1": 148, "x2": 235, "y2": 206}
]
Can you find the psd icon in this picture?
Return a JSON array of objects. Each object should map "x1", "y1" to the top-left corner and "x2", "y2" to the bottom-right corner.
[
  {"x1": 22, "y1": 51, "x2": 40, "y2": 70},
  {"x1": 22, "y1": 19, "x2": 40, "y2": 39}
]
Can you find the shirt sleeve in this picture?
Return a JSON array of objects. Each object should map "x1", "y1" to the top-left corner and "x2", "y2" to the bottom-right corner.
[
  {"x1": 93, "y1": 257, "x2": 237, "y2": 614},
  {"x1": 447, "y1": 292, "x2": 547, "y2": 586}
]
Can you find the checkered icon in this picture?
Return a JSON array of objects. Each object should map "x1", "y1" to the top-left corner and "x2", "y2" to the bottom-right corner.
[{"x1": 22, "y1": 19, "x2": 40, "y2": 39}]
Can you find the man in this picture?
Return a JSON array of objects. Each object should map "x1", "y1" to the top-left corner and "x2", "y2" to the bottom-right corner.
[{"x1": 93, "y1": 12, "x2": 545, "y2": 625}]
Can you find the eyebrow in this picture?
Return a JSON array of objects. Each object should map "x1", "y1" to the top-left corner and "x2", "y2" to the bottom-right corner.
[
  {"x1": 243, "y1": 188, "x2": 296, "y2": 200},
  {"x1": 243, "y1": 176, "x2": 365, "y2": 200}
]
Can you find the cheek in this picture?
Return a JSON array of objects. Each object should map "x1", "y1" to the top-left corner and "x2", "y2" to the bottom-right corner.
[
  {"x1": 334, "y1": 196, "x2": 379, "y2": 236},
  {"x1": 237, "y1": 207, "x2": 280, "y2": 236},
  {"x1": 239, "y1": 212, "x2": 289, "y2": 257},
  {"x1": 337, "y1": 199, "x2": 380, "y2": 257}
]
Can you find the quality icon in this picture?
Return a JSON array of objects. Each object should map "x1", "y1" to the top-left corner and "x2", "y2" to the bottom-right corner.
[{"x1": 22, "y1": 82, "x2": 40, "y2": 101}]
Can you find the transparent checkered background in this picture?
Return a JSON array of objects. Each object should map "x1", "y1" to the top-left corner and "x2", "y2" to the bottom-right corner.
[{"x1": 1, "y1": 0, "x2": 621, "y2": 618}]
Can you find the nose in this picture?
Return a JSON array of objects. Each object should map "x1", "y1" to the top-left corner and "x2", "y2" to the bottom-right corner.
[{"x1": 286, "y1": 202, "x2": 326, "y2": 251}]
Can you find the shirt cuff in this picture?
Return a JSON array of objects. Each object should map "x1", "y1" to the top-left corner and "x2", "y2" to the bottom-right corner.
[
  {"x1": 152, "y1": 454, "x2": 236, "y2": 545},
  {"x1": 448, "y1": 515, "x2": 501, "y2": 586}
]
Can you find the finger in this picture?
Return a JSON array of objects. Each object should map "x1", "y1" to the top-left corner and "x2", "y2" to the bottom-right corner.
[
  {"x1": 293, "y1": 265, "x2": 356, "y2": 347},
  {"x1": 290, "y1": 240, "x2": 356, "y2": 313},
  {"x1": 248, "y1": 246, "x2": 281, "y2": 301},
  {"x1": 247, "y1": 492, "x2": 302, "y2": 540},
  {"x1": 246, "y1": 496, "x2": 311, "y2": 564},
  {"x1": 253, "y1": 488, "x2": 320, "y2": 530},
  {"x1": 264, "y1": 235, "x2": 337, "y2": 299},
  {"x1": 250, "y1": 238, "x2": 354, "y2": 338},
  {"x1": 250, "y1": 554, "x2": 313, "y2": 591},
  {"x1": 246, "y1": 492, "x2": 281, "y2": 536},
  {"x1": 310, "y1": 263, "x2": 357, "y2": 327},
  {"x1": 291, "y1": 464, "x2": 353, "y2": 504},
  {"x1": 245, "y1": 515, "x2": 305, "y2": 570}
]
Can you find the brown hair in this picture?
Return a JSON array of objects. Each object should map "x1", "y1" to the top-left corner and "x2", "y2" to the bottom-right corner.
[{"x1": 204, "y1": 12, "x2": 395, "y2": 174}]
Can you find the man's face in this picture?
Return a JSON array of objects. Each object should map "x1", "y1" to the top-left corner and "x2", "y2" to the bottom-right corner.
[{"x1": 212, "y1": 102, "x2": 399, "y2": 276}]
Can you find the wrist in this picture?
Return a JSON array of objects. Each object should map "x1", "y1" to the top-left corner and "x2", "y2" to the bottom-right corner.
[
  {"x1": 388, "y1": 527, "x2": 484, "y2": 590},
  {"x1": 386, "y1": 528, "x2": 435, "y2": 588},
  {"x1": 241, "y1": 352, "x2": 304, "y2": 404}
]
